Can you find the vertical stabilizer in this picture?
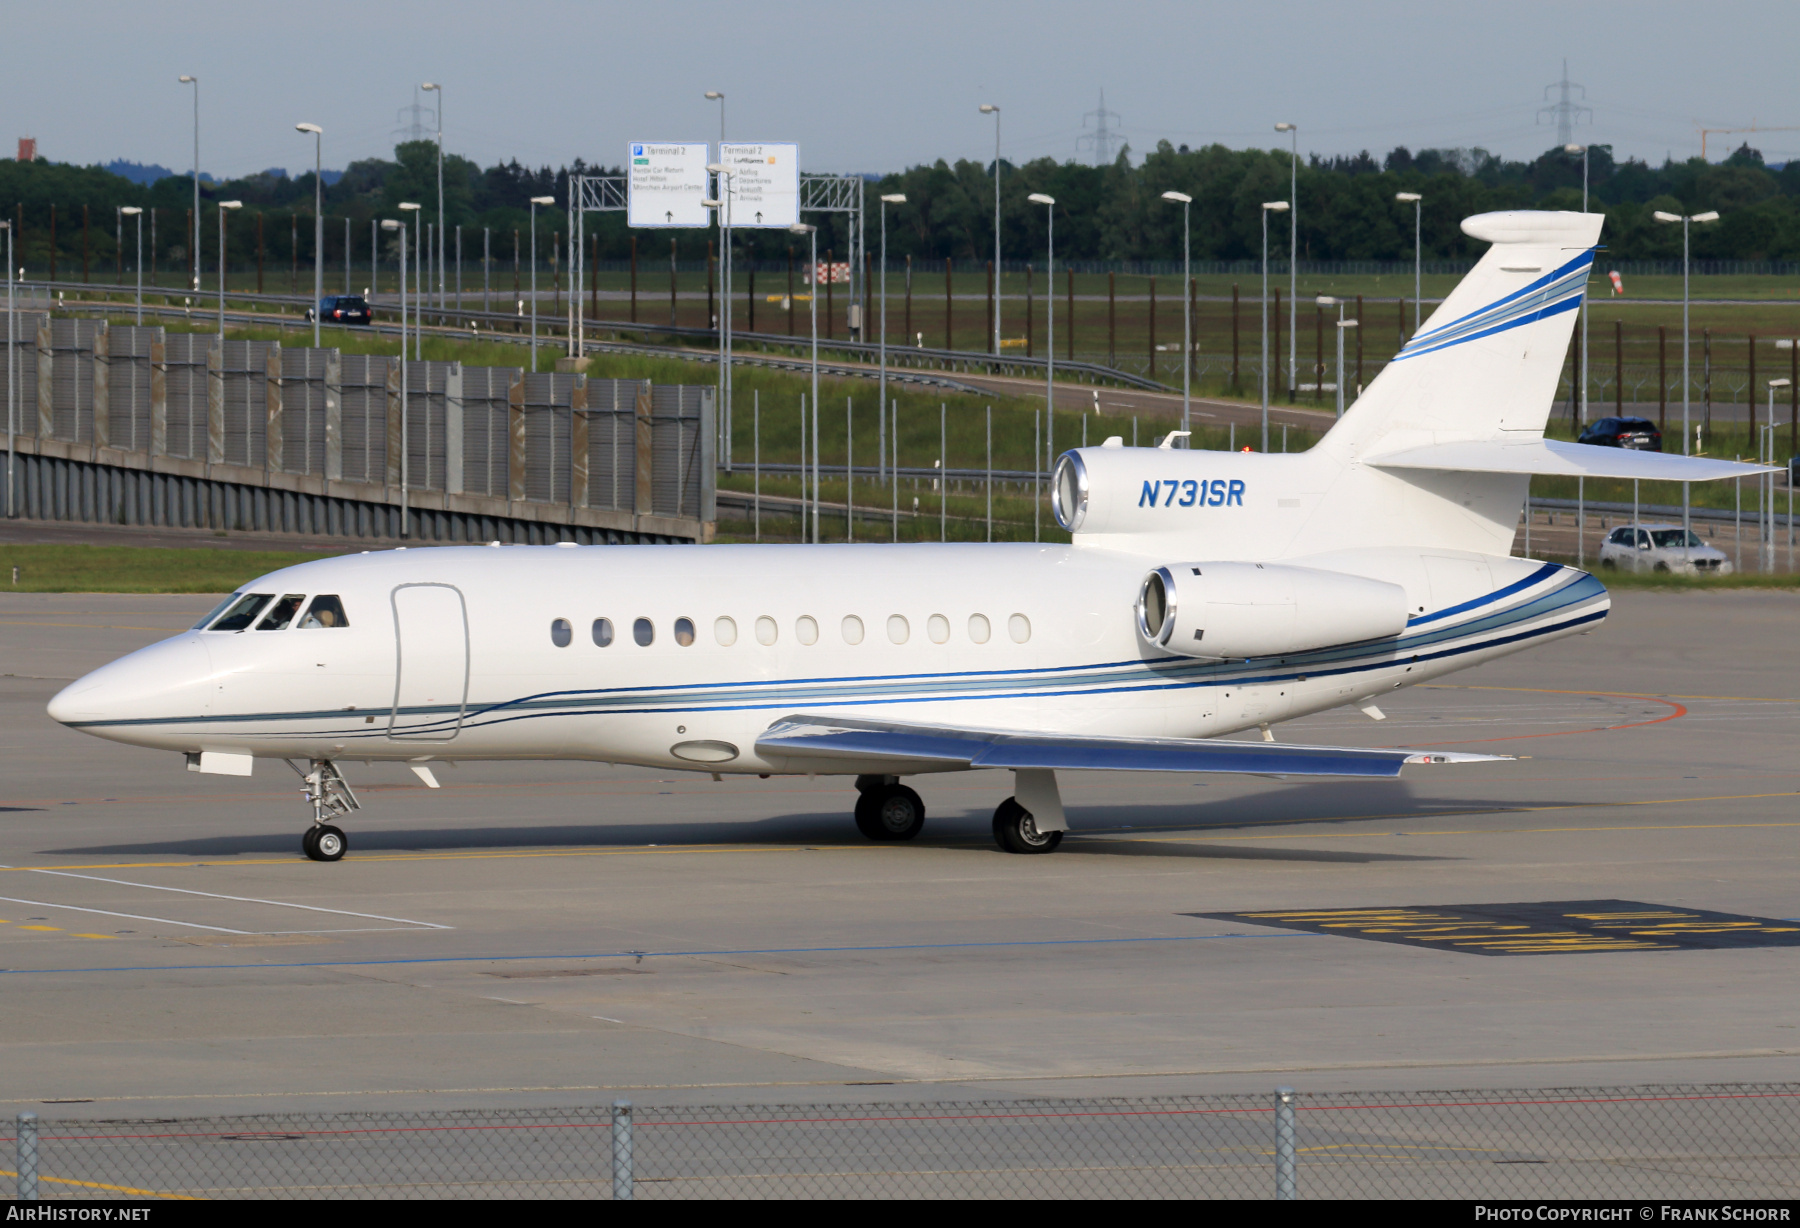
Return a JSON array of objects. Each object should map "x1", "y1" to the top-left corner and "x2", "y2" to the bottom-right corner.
[{"x1": 1321, "y1": 211, "x2": 1601, "y2": 462}]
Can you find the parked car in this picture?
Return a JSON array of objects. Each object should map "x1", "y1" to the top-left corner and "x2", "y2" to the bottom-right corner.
[
  {"x1": 304, "y1": 295, "x2": 373, "y2": 326},
  {"x1": 1578, "y1": 416, "x2": 1662, "y2": 450},
  {"x1": 1598, "y1": 522, "x2": 1733, "y2": 575}
]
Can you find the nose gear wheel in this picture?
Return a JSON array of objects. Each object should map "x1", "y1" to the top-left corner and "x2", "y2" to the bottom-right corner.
[{"x1": 286, "y1": 759, "x2": 361, "y2": 862}]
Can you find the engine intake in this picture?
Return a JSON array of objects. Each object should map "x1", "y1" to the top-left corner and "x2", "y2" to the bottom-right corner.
[{"x1": 1136, "y1": 562, "x2": 1409, "y2": 659}]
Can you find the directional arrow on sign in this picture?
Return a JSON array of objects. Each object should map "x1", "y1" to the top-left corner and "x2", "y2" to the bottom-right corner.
[
  {"x1": 665, "y1": 211, "x2": 673, "y2": 223},
  {"x1": 756, "y1": 211, "x2": 764, "y2": 224}
]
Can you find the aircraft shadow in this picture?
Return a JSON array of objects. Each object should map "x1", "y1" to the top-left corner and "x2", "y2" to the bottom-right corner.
[{"x1": 45, "y1": 777, "x2": 1530, "y2": 861}]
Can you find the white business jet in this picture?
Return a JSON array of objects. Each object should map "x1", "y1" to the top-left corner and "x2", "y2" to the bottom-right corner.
[{"x1": 47, "y1": 212, "x2": 1769, "y2": 861}]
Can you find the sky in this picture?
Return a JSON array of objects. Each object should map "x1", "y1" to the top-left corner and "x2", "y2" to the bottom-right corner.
[{"x1": 11, "y1": 1, "x2": 1800, "y2": 180}]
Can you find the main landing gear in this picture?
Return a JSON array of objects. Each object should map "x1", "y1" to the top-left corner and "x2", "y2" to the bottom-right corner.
[
  {"x1": 992, "y1": 797, "x2": 1062, "y2": 855},
  {"x1": 853, "y1": 775, "x2": 926, "y2": 841},
  {"x1": 290, "y1": 759, "x2": 360, "y2": 862},
  {"x1": 849, "y1": 770, "x2": 1069, "y2": 854}
]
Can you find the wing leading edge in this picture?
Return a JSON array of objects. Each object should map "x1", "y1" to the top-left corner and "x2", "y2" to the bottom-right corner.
[{"x1": 754, "y1": 714, "x2": 1508, "y2": 778}]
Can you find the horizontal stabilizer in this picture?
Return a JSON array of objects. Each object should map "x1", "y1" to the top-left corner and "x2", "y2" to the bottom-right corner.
[
  {"x1": 756, "y1": 715, "x2": 1507, "y2": 779},
  {"x1": 1366, "y1": 438, "x2": 1778, "y2": 483}
]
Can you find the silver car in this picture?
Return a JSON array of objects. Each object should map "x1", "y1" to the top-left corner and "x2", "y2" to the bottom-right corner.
[{"x1": 1598, "y1": 522, "x2": 1734, "y2": 575}]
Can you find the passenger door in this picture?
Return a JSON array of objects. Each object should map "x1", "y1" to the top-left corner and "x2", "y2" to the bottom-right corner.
[{"x1": 388, "y1": 583, "x2": 469, "y2": 741}]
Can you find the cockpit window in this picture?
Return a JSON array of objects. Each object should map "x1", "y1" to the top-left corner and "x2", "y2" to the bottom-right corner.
[
  {"x1": 299, "y1": 595, "x2": 349, "y2": 629},
  {"x1": 208, "y1": 593, "x2": 273, "y2": 632},
  {"x1": 256, "y1": 594, "x2": 307, "y2": 630},
  {"x1": 193, "y1": 594, "x2": 241, "y2": 630}
]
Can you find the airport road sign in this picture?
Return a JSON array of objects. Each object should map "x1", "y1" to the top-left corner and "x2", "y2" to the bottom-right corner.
[
  {"x1": 627, "y1": 142, "x2": 711, "y2": 228},
  {"x1": 719, "y1": 142, "x2": 800, "y2": 228}
]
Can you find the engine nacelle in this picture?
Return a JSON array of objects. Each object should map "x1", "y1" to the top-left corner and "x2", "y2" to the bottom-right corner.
[{"x1": 1135, "y1": 562, "x2": 1409, "y2": 659}]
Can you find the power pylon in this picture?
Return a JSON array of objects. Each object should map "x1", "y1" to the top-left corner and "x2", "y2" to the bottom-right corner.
[
  {"x1": 1078, "y1": 90, "x2": 1128, "y2": 166},
  {"x1": 1538, "y1": 60, "x2": 1592, "y2": 147},
  {"x1": 393, "y1": 86, "x2": 438, "y2": 143}
]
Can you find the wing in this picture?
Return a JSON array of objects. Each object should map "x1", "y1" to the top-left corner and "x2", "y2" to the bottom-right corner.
[{"x1": 754, "y1": 714, "x2": 1507, "y2": 779}]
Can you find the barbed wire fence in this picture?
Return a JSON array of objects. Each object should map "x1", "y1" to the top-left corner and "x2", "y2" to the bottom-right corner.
[{"x1": 7, "y1": 1084, "x2": 1798, "y2": 1200}]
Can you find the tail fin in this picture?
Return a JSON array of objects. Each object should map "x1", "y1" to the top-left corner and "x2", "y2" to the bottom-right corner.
[{"x1": 1321, "y1": 211, "x2": 1601, "y2": 461}]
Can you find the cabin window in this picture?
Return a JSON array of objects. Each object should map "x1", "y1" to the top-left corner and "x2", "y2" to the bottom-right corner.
[
  {"x1": 755, "y1": 616, "x2": 778, "y2": 646},
  {"x1": 714, "y1": 616, "x2": 737, "y2": 646},
  {"x1": 927, "y1": 614, "x2": 950, "y2": 644},
  {"x1": 592, "y1": 618, "x2": 614, "y2": 647},
  {"x1": 193, "y1": 594, "x2": 240, "y2": 630},
  {"x1": 887, "y1": 615, "x2": 910, "y2": 645},
  {"x1": 550, "y1": 618, "x2": 573, "y2": 648},
  {"x1": 674, "y1": 617, "x2": 696, "y2": 647},
  {"x1": 841, "y1": 615, "x2": 864, "y2": 645},
  {"x1": 968, "y1": 613, "x2": 991, "y2": 644},
  {"x1": 796, "y1": 616, "x2": 819, "y2": 646},
  {"x1": 208, "y1": 593, "x2": 273, "y2": 632},
  {"x1": 256, "y1": 594, "x2": 307, "y2": 631},
  {"x1": 299, "y1": 595, "x2": 348, "y2": 628},
  {"x1": 633, "y1": 618, "x2": 655, "y2": 647},
  {"x1": 1009, "y1": 614, "x2": 1032, "y2": 644}
]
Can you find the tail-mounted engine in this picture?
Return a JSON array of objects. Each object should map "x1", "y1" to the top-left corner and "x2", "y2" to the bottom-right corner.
[{"x1": 1136, "y1": 562, "x2": 1409, "y2": 660}]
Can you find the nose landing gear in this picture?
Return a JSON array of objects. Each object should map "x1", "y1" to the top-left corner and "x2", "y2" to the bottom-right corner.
[{"x1": 289, "y1": 759, "x2": 360, "y2": 862}]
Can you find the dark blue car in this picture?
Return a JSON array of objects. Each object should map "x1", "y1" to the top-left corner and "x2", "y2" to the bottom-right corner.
[{"x1": 304, "y1": 295, "x2": 373, "y2": 326}]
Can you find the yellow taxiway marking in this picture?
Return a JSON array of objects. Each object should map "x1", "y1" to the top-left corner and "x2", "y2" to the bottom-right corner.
[
  {"x1": 1429, "y1": 683, "x2": 1800, "y2": 705},
  {"x1": 0, "y1": 1168, "x2": 196, "y2": 1199},
  {"x1": 18, "y1": 925, "x2": 60, "y2": 932},
  {"x1": 0, "y1": 621, "x2": 190, "y2": 632},
  {"x1": 70, "y1": 933, "x2": 119, "y2": 940},
  {"x1": 0, "y1": 843, "x2": 874, "y2": 873}
]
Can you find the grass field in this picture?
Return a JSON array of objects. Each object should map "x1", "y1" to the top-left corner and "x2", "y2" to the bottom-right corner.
[
  {"x1": 8, "y1": 537, "x2": 1793, "y2": 593},
  {"x1": 0, "y1": 543, "x2": 346, "y2": 594}
]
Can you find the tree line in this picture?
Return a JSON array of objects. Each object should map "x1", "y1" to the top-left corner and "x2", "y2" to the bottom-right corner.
[{"x1": 4, "y1": 137, "x2": 1799, "y2": 274}]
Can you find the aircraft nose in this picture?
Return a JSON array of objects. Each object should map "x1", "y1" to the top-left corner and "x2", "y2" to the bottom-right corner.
[{"x1": 47, "y1": 636, "x2": 213, "y2": 727}]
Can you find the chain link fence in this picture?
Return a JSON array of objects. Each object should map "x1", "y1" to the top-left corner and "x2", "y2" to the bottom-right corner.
[{"x1": 6, "y1": 1084, "x2": 1797, "y2": 1200}]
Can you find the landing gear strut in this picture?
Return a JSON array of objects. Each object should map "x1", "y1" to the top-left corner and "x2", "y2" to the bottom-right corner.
[
  {"x1": 853, "y1": 775, "x2": 926, "y2": 841},
  {"x1": 289, "y1": 759, "x2": 360, "y2": 862}
]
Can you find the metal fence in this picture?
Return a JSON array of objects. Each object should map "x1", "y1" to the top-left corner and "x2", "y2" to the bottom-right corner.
[
  {"x1": 0, "y1": 317, "x2": 716, "y2": 543},
  {"x1": 6, "y1": 1084, "x2": 1797, "y2": 1200}
]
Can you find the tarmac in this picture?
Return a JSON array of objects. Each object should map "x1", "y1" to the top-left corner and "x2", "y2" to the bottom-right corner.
[{"x1": 1, "y1": 585, "x2": 1798, "y2": 1120}]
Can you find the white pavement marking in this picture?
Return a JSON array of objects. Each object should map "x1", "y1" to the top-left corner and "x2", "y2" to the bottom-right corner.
[
  {"x1": 23, "y1": 868, "x2": 453, "y2": 931},
  {"x1": 0, "y1": 894, "x2": 251, "y2": 934}
]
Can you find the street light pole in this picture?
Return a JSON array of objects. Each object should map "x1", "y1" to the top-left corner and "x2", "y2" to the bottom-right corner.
[
  {"x1": 1768, "y1": 378, "x2": 1790, "y2": 573},
  {"x1": 398, "y1": 203, "x2": 421, "y2": 362},
  {"x1": 705, "y1": 92, "x2": 728, "y2": 467},
  {"x1": 1275, "y1": 122, "x2": 1298, "y2": 401},
  {"x1": 121, "y1": 207, "x2": 143, "y2": 324},
  {"x1": 1395, "y1": 192, "x2": 1422, "y2": 334},
  {"x1": 1654, "y1": 208, "x2": 1721, "y2": 550},
  {"x1": 705, "y1": 166, "x2": 734, "y2": 471},
  {"x1": 1029, "y1": 194, "x2": 1057, "y2": 465},
  {"x1": 216, "y1": 200, "x2": 241, "y2": 344},
  {"x1": 980, "y1": 104, "x2": 1001, "y2": 355},
  {"x1": 1567, "y1": 144, "x2": 1590, "y2": 424},
  {"x1": 528, "y1": 196, "x2": 554, "y2": 371},
  {"x1": 1260, "y1": 201, "x2": 1289, "y2": 457},
  {"x1": 423, "y1": 83, "x2": 443, "y2": 311},
  {"x1": 791, "y1": 223, "x2": 820, "y2": 543},
  {"x1": 179, "y1": 75, "x2": 199, "y2": 292},
  {"x1": 879, "y1": 193, "x2": 906, "y2": 494},
  {"x1": 4, "y1": 219, "x2": 12, "y2": 518},
  {"x1": 1162, "y1": 191, "x2": 1193, "y2": 442},
  {"x1": 381, "y1": 218, "x2": 409, "y2": 538},
  {"x1": 297, "y1": 124, "x2": 323, "y2": 346}
]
